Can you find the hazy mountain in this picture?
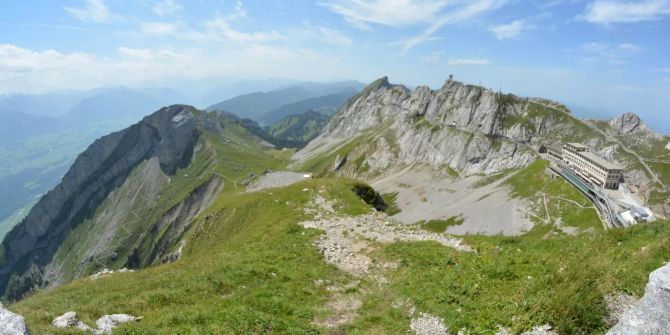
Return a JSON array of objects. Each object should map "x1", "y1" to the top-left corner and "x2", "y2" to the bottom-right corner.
[
  {"x1": 267, "y1": 110, "x2": 330, "y2": 146},
  {"x1": 0, "y1": 91, "x2": 87, "y2": 118},
  {"x1": 64, "y1": 87, "x2": 178, "y2": 126},
  {"x1": 258, "y1": 90, "x2": 356, "y2": 125},
  {"x1": 0, "y1": 110, "x2": 66, "y2": 143},
  {"x1": 206, "y1": 81, "x2": 364, "y2": 120}
]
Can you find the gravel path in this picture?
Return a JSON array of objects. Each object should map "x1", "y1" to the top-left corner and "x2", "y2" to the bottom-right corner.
[{"x1": 300, "y1": 194, "x2": 471, "y2": 333}]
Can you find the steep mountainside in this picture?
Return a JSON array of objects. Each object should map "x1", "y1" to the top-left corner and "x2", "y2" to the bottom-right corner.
[
  {"x1": 295, "y1": 77, "x2": 668, "y2": 235},
  {"x1": 267, "y1": 110, "x2": 330, "y2": 146},
  {"x1": 0, "y1": 105, "x2": 290, "y2": 300},
  {"x1": 259, "y1": 90, "x2": 356, "y2": 125},
  {"x1": 297, "y1": 76, "x2": 605, "y2": 177}
]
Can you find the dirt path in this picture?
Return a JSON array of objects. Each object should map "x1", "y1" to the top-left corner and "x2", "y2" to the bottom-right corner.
[{"x1": 300, "y1": 193, "x2": 471, "y2": 333}]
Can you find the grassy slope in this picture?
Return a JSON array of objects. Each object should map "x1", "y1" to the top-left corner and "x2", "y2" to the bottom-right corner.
[
  {"x1": 11, "y1": 173, "x2": 670, "y2": 334},
  {"x1": 362, "y1": 221, "x2": 670, "y2": 335},
  {"x1": 13, "y1": 179, "x2": 371, "y2": 334},
  {"x1": 504, "y1": 160, "x2": 601, "y2": 231}
]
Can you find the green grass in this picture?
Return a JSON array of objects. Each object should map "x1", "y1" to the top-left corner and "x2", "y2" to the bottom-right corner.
[
  {"x1": 648, "y1": 162, "x2": 670, "y2": 186},
  {"x1": 348, "y1": 221, "x2": 670, "y2": 335},
  {"x1": 381, "y1": 192, "x2": 401, "y2": 216},
  {"x1": 471, "y1": 169, "x2": 515, "y2": 188},
  {"x1": 10, "y1": 175, "x2": 670, "y2": 335},
  {"x1": 12, "y1": 179, "x2": 374, "y2": 334},
  {"x1": 419, "y1": 216, "x2": 464, "y2": 233},
  {"x1": 505, "y1": 160, "x2": 601, "y2": 231}
]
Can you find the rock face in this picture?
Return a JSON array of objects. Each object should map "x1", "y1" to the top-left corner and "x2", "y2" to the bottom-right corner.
[
  {"x1": 0, "y1": 105, "x2": 209, "y2": 300},
  {"x1": 0, "y1": 305, "x2": 29, "y2": 334},
  {"x1": 607, "y1": 263, "x2": 670, "y2": 334},
  {"x1": 610, "y1": 112, "x2": 643, "y2": 135},
  {"x1": 297, "y1": 77, "x2": 593, "y2": 177}
]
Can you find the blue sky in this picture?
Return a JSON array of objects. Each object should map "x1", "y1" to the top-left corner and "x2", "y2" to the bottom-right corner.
[{"x1": 1, "y1": 0, "x2": 669, "y2": 127}]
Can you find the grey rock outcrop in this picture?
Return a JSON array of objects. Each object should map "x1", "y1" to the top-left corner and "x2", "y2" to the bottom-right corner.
[
  {"x1": 607, "y1": 263, "x2": 670, "y2": 335},
  {"x1": 0, "y1": 305, "x2": 29, "y2": 335},
  {"x1": 52, "y1": 311, "x2": 93, "y2": 332},
  {"x1": 0, "y1": 105, "x2": 208, "y2": 300},
  {"x1": 610, "y1": 112, "x2": 643, "y2": 135},
  {"x1": 52, "y1": 312, "x2": 139, "y2": 334},
  {"x1": 94, "y1": 314, "x2": 141, "y2": 334},
  {"x1": 298, "y1": 77, "x2": 588, "y2": 176}
]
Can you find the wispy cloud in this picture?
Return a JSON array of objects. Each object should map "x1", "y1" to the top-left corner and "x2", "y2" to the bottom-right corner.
[
  {"x1": 580, "y1": 0, "x2": 670, "y2": 24},
  {"x1": 322, "y1": 0, "x2": 510, "y2": 52},
  {"x1": 489, "y1": 19, "x2": 527, "y2": 40},
  {"x1": 64, "y1": 0, "x2": 112, "y2": 23},
  {"x1": 152, "y1": 0, "x2": 183, "y2": 17},
  {"x1": 571, "y1": 42, "x2": 643, "y2": 65},
  {"x1": 140, "y1": 21, "x2": 179, "y2": 35},
  {"x1": 319, "y1": 0, "x2": 447, "y2": 29},
  {"x1": 447, "y1": 58, "x2": 492, "y2": 65},
  {"x1": 290, "y1": 23, "x2": 353, "y2": 47},
  {"x1": 395, "y1": 0, "x2": 510, "y2": 52}
]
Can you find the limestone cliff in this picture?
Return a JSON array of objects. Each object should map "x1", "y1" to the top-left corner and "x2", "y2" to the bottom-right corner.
[
  {"x1": 297, "y1": 77, "x2": 603, "y2": 177},
  {"x1": 0, "y1": 105, "x2": 219, "y2": 300}
]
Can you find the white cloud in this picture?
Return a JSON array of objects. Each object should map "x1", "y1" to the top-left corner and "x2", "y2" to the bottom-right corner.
[
  {"x1": 489, "y1": 19, "x2": 526, "y2": 40},
  {"x1": 574, "y1": 42, "x2": 642, "y2": 65},
  {"x1": 447, "y1": 58, "x2": 492, "y2": 65},
  {"x1": 319, "y1": 0, "x2": 448, "y2": 28},
  {"x1": 64, "y1": 0, "x2": 112, "y2": 23},
  {"x1": 205, "y1": 17, "x2": 285, "y2": 43},
  {"x1": 581, "y1": 0, "x2": 670, "y2": 24},
  {"x1": 152, "y1": 0, "x2": 183, "y2": 17},
  {"x1": 614, "y1": 84, "x2": 644, "y2": 92},
  {"x1": 140, "y1": 21, "x2": 178, "y2": 35},
  {"x1": 392, "y1": 0, "x2": 510, "y2": 52},
  {"x1": 290, "y1": 23, "x2": 353, "y2": 47},
  {"x1": 0, "y1": 44, "x2": 348, "y2": 94}
]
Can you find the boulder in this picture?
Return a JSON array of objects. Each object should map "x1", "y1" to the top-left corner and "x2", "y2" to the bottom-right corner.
[
  {"x1": 0, "y1": 305, "x2": 29, "y2": 335},
  {"x1": 607, "y1": 263, "x2": 670, "y2": 334},
  {"x1": 51, "y1": 311, "x2": 93, "y2": 332},
  {"x1": 94, "y1": 314, "x2": 141, "y2": 334}
]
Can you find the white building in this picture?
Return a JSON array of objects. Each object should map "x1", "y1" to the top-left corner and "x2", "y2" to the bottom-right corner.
[{"x1": 562, "y1": 143, "x2": 624, "y2": 189}]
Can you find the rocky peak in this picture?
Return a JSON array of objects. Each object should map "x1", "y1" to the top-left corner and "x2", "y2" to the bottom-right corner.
[
  {"x1": 609, "y1": 112, "x2": 643, "y2": 135},
  {"x1": 0, "y1": 104, "x2": 209, "y2": 300}
]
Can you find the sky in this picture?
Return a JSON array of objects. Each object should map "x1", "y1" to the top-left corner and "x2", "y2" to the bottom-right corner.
[{"x1": 0, "y1": 0, "x2": 669, "y2": 128}]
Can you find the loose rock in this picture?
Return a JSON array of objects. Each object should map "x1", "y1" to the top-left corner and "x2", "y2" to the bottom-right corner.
[
  {"x1": 52, "y1": 311, "x2": 93, "y2": 332},
  {"x1": 607, "y1": 263, "x2": 670, "y2": 335},
  {"x1": 0, "y1": 305, "x2": 30, "y2": 335},
  {"x1": 94, "y1": 314, "x2": 141, "y2": 334}
]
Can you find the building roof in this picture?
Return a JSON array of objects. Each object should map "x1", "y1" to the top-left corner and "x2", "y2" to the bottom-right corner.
[{"x1": 580, "y1": 151, "x2": 624, "y2": 170}]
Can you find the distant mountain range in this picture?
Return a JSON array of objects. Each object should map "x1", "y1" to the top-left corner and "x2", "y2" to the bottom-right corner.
[{"x1": 206, "y1": 81, "x2": 364, "y2": 121}]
